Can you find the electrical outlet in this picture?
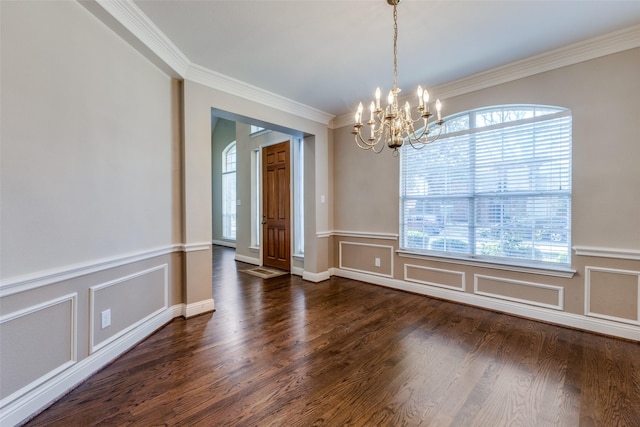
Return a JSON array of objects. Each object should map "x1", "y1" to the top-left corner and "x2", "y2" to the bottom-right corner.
[
  {"x1": 101, "y1": 309, "x2": 111, "y2": 329},
  {"x1": 375, "y1": 257, "x2": 381, "y2": 267}
]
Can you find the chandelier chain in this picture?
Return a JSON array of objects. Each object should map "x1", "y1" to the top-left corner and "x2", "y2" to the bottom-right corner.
[
  {"x1": 393, "y1": 2, "x2": 398, "y2": 89},
  {"x1": 351, "y1": 0, "x2": 445, "y2": 155}
]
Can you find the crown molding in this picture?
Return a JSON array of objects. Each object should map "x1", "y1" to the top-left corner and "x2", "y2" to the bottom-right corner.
[
  {"x1": 97, "y1": 0, "x2": 191, "y2": 76},
  {"x1": 331, "y1": 24, "x2": 640, "y2": 129},
  {"x1": 433, "y1": 24, "x2": 640, "y2": 100},
  {"x1": 83, "y1": 0, "x2": 334, "y2": 125},
  {"x1": 83, "y1": 0, "x2": 191, "y2": 78},
  {"x1": 185, "y1": 64, "x2": 334, "y2": 125}
]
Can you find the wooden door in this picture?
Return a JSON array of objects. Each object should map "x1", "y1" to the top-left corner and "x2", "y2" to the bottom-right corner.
[{"x1": 262, "y1": 141, "x2": 290, "y2": 271}]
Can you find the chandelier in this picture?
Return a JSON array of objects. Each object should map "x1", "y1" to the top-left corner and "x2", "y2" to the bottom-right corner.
[{"x1": 352, "y1": 0, "x2": 444, "y2": 156}]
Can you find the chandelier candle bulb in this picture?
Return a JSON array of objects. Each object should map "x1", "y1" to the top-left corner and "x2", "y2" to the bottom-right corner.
[
  {"x1": 375, "y1": 88, "x2": 381, "y2": 109},
  {"x1": 370, "y1": 102, "x2": 375, "y2": 121},
  {"x1": 436, "y1": 99, "x2": 442, "y2": 121},
  {"x1": 417, "y1": 86, "x2": 424, "y2": 107}
]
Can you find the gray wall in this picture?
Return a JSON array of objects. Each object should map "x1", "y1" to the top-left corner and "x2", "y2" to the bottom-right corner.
[
  {"x1": 334, "y1": 49, "x2": 640, "y2": 249},
  {"x1": 0, "y1": 2, "x2": 184, "y2": 423},
  {"x1": 1, "y1": 2, "x2": 182, "y2": 279},
  {"x1": 331, "y1": 48, "x2": 640, "y2": 338}
]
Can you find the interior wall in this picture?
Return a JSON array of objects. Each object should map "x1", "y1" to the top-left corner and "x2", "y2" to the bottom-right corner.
[
  {"x1": 0, "y1": 2, "x2": 181, "y2": 279},
  {"x1": 183, "y1": 80, "x2": 331, "y2": 279},
  {"x1": 331, "y1": 48, "x2": 640, "y2": 340},
  {"x1": 211, "y1": 118, "x2": 237, "y2": 244},
  {"x1": 0, "y1": 1, "x2": 185, "y2": 424}
]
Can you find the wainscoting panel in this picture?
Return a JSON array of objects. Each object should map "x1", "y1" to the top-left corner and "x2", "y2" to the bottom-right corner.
[
  {"x1": 0, "y1": 293, "x2": 77, "y2": 405},
  {"x1": 90, "y1": 265, "x2": 168, "y2": 353},
  {"x1": 339, "y1": 241, "x2": 394, "y2": 278},
  {"x1": 404, "y1": 264, "x2": 465, "y2": 292},
  {"x1": 585, "y1": 266, "x2": 640, "y2": 325},
  {"x1": 474, "y1": 274, "x2": 564, "y2": 310}
]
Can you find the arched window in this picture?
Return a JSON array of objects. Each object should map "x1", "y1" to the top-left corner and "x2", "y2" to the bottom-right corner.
[
  {"x1": 400, "y1": 105, "x2": 572, "y2": 266},
  {"x1": 222, "y1": 141, "x2": 237, "y2": 240}
]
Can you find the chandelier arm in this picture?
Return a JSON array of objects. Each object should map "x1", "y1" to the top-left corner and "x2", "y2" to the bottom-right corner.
[
  {"x1": 405, "y1": 109, "x2": 429, "y2": 127},
  {"x1": 405, "y1": 138, "x2": 430, "y2": 150},
  {"x1": 369, "y1": 119, "x2": 387, "y2": 143},
  {"x1": 354, "y1": 133, "x2": 376, "y2": 149},
  {"x1": 429, "y1": 124, "x2": 444, "y2": 141},
  {"x1": 401, "y1": 110, "x2": 429, "y2": 142},
  {"x1": 404, "y1": 120, "x2": 427, "y2": 144},
  {"x1": 371, "y1": 142, "x2": 385, "y2": 154},
  {"x1": 418, "y1": 124, "x2": 444, "y2": 145},
  {"x1": 354, "y1": 130, "x2": 386, "y2": 150},
  {"x1": 405, "y1": 116, "x2": 444, "y2": 143},
  {"x1": 406, "y1": 124, "x2": 429, "y2": 142},
  {"x1": 355, "y1": 131, "x2": 386, "y2": 154}
]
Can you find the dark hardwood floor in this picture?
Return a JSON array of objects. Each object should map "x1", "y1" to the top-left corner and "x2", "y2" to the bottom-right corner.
[{"x1": 26, "y1": 246, "x2": 640, "y2": 426}]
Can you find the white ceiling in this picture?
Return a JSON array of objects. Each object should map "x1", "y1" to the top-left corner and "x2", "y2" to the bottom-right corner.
[{"x1": 133, "y1": 0, "x2": 640, "y2": 118}]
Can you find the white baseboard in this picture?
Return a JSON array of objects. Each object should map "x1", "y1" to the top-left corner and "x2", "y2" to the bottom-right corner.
[
  {"x1": 302, "y1": 270, "x2": 331, "y2": 283},
  {"x1": 291, "y1": 266, "x2": 304, "y2": 277},
  {"x1": 234, "y1": 254, "x2": 260, "y2": 265},
  {"x1": 1, "y1": 304, "x2": 183, "y2": 427},
  {"x1": 184, "y1": 298, "x2": 215, "y2": 318},
  {"x1": 332, "y1": 268, "x2": 640, "y2": 342}
]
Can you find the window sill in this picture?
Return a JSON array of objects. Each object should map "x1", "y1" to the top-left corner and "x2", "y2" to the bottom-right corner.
[
  {"x1": 396, "y1": 249, "x2": 576, "y2": 278},
  {"x1": 293, "y1": 253, "x2": 304, "y2": 261},
  {"x1": 249, "y1": 245, "x2": 259, "y2": 252}
]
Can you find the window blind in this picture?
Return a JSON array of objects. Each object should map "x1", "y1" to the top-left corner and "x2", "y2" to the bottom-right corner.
[{"x1": 400, "y1": 106, "x2": 572, "y2": 265}]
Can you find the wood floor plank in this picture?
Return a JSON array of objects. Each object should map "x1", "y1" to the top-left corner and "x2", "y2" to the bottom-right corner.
[{"x1": 24, "y1": 246, "x2": 640, "y2": 426}]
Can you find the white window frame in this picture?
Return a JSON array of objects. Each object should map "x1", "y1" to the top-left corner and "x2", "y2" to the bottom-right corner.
[
  {"x1": 293, "y1": 137, "x2": 304, "y2": 257},
  {"x1": 250, "y1": 148, "x2": 260, "y2": 249},
  {"x1": 400, "y1": 105, "x2": 572, "y2": 270},
  {"x1": 222, "y1": 141, "x2": 237, "y2": 241}
]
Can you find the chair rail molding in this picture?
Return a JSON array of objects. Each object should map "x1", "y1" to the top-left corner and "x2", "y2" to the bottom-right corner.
[
  {"x1": 182, "y1": 242, "x2": 212, "y2": 253},
  {"x1": 573, "y1": 246, "x2": 640, "y2": 260},
  {"x1": 319, "y1": 230, "x2": 399, "y2": 240},
  {"x1": 0, "y1": 245, "x2": 180, "y2": 297}
]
